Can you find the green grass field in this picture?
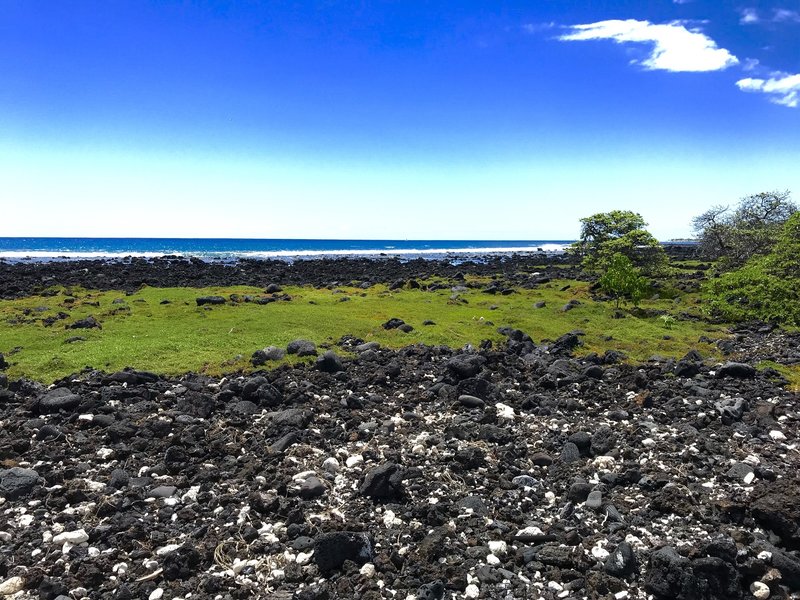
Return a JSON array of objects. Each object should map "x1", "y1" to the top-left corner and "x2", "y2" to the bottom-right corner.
[{"x1": 0, "y1": 278, "x2": 731, "y2": 383}]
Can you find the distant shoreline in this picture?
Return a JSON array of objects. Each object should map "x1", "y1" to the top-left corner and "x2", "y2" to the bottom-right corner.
[{"x1": 0, "y1": 237, "x2": 696, "y2": 263}]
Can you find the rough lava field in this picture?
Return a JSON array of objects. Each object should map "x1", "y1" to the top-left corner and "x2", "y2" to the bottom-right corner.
[
  {"x1": 0, "y1": 255, "x2": 799, "y2": 600},
  {"x1": 2, "y1": 323, "x2": 800, "y2": 600}
]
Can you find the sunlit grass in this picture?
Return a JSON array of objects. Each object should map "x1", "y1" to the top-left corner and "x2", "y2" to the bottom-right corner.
[{"x1": 0, "y1": 280, "x2": 727, "y2": 383}]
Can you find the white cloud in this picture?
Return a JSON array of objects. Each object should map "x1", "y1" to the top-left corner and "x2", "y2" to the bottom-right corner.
[
  {"x1": 742, "y1": 57, "x2": 760, "y2": 71},
  {"x1": 736, "y1": 73, "x2": 800, "y2": 107},
  {"x1": 773, "y1": 9, "x2": 800, "y2": 22},
  {"x1": 740, "y1": 8, "x2": 760, "y2": 24},
  {"x1": 559, "y1": 19, "x2": 739, "y2": 72},
  {"x1": 740, "y1": 7, "x2": 800, "y2": 24}
]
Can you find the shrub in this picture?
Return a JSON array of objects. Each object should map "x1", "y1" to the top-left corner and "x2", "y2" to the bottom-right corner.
[
  {"x1": 704, "y1": 260, "x2": 800, "y2": 325},
  {"x1": 598, "y1": 253, "x2": 651, "y2": 309}
]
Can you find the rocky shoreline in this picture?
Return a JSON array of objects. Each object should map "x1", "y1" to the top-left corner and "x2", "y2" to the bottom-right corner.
[
  {"x1": 0, "y1": 255, "x2": 579, "y2": 300},
  {"x1": 0, "y1": 243, "x2": 699, "y2": 299},
  {"x1": 2, "y1": 316, "x2": 800, "y2": 599}
]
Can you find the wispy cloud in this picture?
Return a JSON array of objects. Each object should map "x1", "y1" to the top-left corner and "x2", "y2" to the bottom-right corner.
[
  {"x1": 739, "y1": 8, "x2": 760, "y2": 24},
  {"x1": 741, "y1": 57, "x2": 760, "y2": 72},
  {"x1": 559, "y1": 19, "x2": 739, "y2": 72},
  {"x1": 773, "y1": 9, "x2": 800, "y2": 22},
  {"x1": 522, "y1": 22, "x2": 556, "y2": 34},
  {"x1": 737, "y1": 72, "x2": 800, "y2": 107},
  {"x1": 740, "y1": 7, "x2": 800, "y2": 24}
]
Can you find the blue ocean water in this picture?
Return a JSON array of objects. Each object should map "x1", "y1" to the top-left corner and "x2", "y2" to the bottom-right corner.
[{"x1": 0, "y1": 237, "x2": 572, "y2": 262}]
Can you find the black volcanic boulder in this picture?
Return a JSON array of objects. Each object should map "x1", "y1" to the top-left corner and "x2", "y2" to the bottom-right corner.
[
  {"x1": 316, "y1": 350, "x2": 344, "y2": 373},
  {"x1": 164, "y1": 446, "x2": 189, "y2": 475},
  {"x1": 751, "y1": 479, "x2": 800, "y2": 548},
  {"x1": 605, "y1": 541, "x2": 638, "y2": 578},
  {"x1": 251, "y1": 346, "x2": 285, "y2": 366},
  {"x1": 674, "y1": 359, "x2": 701, "y2": 378},
  {"x1": 195, "y1": 296, "x2": 226, "y2": 306},
  {"x1": 549, "y1": 332, "x2": 583, "y2": 356},
  {"x1": 270, "y1": 408, "x2": 312, "y2": 431},
  {"x1": 286, "y1": 339, "x2": 317, "y2": 357},
  {"x1": 67, "y1": 315, "x2": 101, "y2": 329},
  {"x1": 497, "y1": 327, "x2": 535, "y2": 354},
  {"x1": 446, "y1": 355, "x2": 486, "y2": 380},
  {"x1": 590, "y1": 426, "x2": 616, "y2": 456},
  {"x1": 675, "y1": 350, "x2": 703, "y2": 377},
  {"x1": 644, "y1": 546, "x2": 693, "y2": 598},
  {"x1": 382, "y1": 318, "x2": 406, "y2": 330},
  {"x1": 457, "y1": 394, "x2": 485, "y2": 409},
  {"x1": 299, "y1": 476, "x2": 326, "y2": 499},
  {"x1": 714, "y1": 397, "x2": 747, "y2": 423},
  {"x1": 0, "y1": 467, "x2": 41, "y2": 500},
  {"x1": 651, "y1": 483, "x2": 697, "y2": 517},
  {"x1": 269, "y1": 431, "x2": 300, "y2": 453},
  {"x1": 716, "y1": 362, "x2": 756, "y2": 379},
  {"x1": 106, "y1": 369, "x2": 160, "y2": 385},
  {"x1": 36, "y1": 387, "x2": 81, "y2": 414},
  {"x1": 0, "y1": 353, "x2": 7, "y2": 370},
  {"x1": 241, "y1": 377, "x2": 282, "y2": 407},
  {"x1": 360, "y1": 462, "x2": 405, "y2": 501},
  {"x1": 314, "y1": 531, "x2": 374, "y2": 572},
  {"x1": 416, "y1": 581, "x2": 445, "y2": 600},
  {"x1": 645, "y1": 546, "x2": 741, "y2": 600}
]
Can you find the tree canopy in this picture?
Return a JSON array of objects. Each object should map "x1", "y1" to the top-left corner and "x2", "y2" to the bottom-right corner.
[
  {"x1": 692, "y1": 190, "x2": 796, "y2": 270},
  {"x1": 571, "y1": 210, "x2": 667, "y2": 275}
]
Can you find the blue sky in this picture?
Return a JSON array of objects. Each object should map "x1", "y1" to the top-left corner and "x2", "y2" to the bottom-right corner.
[{"x1": 1, "y1": 1, "x2": 798, "y2": 240}]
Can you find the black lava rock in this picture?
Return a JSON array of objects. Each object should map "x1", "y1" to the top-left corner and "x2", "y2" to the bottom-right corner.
[
  {"x1": 36, "y1": 388, "x2": 81, "y2": 414},
  {"x1": 605, "y1": 541, "x2": 637, "y2": 577},
  {"x1": 383, "y1": 318, "x2": 406, "y2": 330},
  {"x1": 717, "y1": 362, "x2": 756, "y2": 378},
  {"x1": 0, "y1": 467, "x2": 40, "y2": 499},
  {"x1": 162, "y1": 546, "x2": 202, "y2": 580},
  {"x1": 313, "y1": 531, "x2": 373, "y2": 572},
  {"x1": 360, "y1": 462, "x2": 405, "y2": 501},
  {"x1": 195, "y1": 296, "x2": 226, "y2": 306},
  {"x1": 251, "y1": 346, "x2": 286, "y2": 365},
  {"x1": 316, "y1": 350, "x2": 344, "y2": 373},
  {"x1": 67, "y1": 315, "x2": 102, "y2": 329},
  {"x1": 287, "y1": 339, "x2": 318, "y2": 357},
  {"x1": 446, "y1": 355, "x2": 486, "y2": 379},
  {"x1": 457, "y1": 394, "x2": 485, "y2": 409}
]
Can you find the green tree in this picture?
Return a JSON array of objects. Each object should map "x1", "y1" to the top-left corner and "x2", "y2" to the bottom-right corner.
[
  {"x1": 705, "y1": 212, "x2": 800, "y2": 325},
  {"x1": 692, "y1": 190, "x2": 796, "y2": 270},
  {"x1": 598, "y1": 253, "x2": 650, "y2": 309},
  {"x1": 571, "y1": 210, "x2": 667, "y2": 275},
  {"x1": 765, "y1": 211, "x2": 800, "y2": 278}
]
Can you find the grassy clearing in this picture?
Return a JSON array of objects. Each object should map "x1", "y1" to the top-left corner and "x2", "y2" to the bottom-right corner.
[{"x1": 0, "y1": 280, "x2": 727, "y2": 383}]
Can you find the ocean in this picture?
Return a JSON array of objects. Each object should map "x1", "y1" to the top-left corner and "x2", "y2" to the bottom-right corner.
[{"x1": 0, "y1": 237, "x2": 572, "y2": 262}]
